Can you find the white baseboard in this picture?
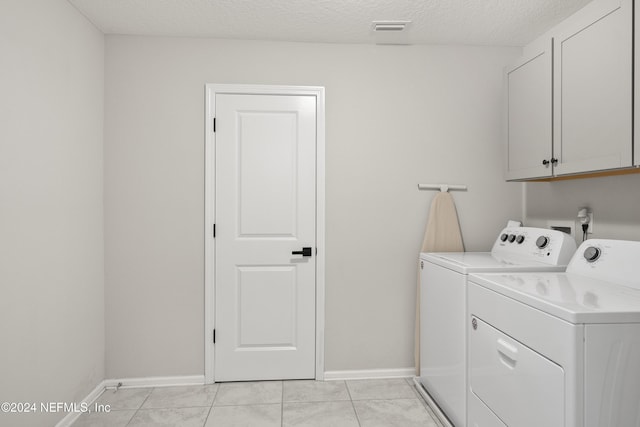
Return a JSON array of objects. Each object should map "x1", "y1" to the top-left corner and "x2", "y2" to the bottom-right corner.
[
  {"x1": 104, "y1": 375, "x2": 205, "y2": 389},
  {"x1": 323, "y1": 368, "x2": 415, "y2": 381},
  {"x1": 55, "y1": 380, "x2": 107, "y2": 427},
  {"x1": 54, "y1": 375, "x2": 205, "y2": 427}
]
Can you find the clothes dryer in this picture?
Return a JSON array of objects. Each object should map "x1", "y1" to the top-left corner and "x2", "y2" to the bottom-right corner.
[
  {"x1": 468, "y1": 239, "x2": 640, "y2": 427},
  {"x1": 417, "y1": 227, "x2": 576, "y2": 427}
]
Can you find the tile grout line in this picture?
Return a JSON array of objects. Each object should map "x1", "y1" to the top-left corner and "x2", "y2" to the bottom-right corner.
[
  {"x1": 135, "y1": 404, "x2": 220, "y2": 410},
  {"x1": 202, "y1": 405, "x2": 214, "y2": 427},
  {"x1": 278, "y1": 398, "x2": 352, "y2": 403},
  {"x1": 344, "y1": 380, "x2": 362, "y2": 427},
  {"x1": 124, "y1": 387, "x2": 154, "y2": 427},
  {"x1": 213, "y1": 402, "x2": 291, "y2": 407},
  {"x1": 201, "y1": 384, "x2": 219, "y2": 427}
]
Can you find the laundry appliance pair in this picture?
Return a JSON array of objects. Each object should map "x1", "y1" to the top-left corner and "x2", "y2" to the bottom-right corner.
[{"x1": 418, "y1": 227, "x2": 640, "y2": 427}]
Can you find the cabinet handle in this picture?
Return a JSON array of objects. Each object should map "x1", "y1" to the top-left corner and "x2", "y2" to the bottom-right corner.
[
  {"x1": 551, "y1": 158, "x2": 558, "y2": 165},
  {"x1": 542, "y1": 159, "x2": 550, "y2": 166}
]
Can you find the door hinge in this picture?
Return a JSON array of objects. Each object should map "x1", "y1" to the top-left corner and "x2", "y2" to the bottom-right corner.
[
  {"x1": 213, "y1": 224, "x2": 216, "y2": 238},
  {"x1": 213, "y1": 329, "x2": 216, "y2": 344},
  {"x1": 213, "y1": 117, "x2": 216, "y2": 132}
]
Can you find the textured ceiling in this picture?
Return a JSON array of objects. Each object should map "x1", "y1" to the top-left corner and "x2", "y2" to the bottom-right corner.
[{"x1": 68, "y1": 0, "x2": 593, "y2": 46}]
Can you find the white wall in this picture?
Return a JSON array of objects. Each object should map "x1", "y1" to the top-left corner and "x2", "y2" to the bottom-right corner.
[
  {"x1": 524, "y1": 173, "x2": 640, "y2": 244},
  {"x1": 104, "y1": 36, "x2": 522, "y2": 377},
  {"x1": 0, "y1": 1, "x2": 104, "y2": 426}
]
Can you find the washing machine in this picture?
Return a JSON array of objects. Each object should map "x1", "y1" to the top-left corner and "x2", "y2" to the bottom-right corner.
[
  {"x1": 467, "y1": 239, "x2": 640, "y2": 427},
  {"x1": 417, "y1": 227, "x2": 576, "y2": 427}
]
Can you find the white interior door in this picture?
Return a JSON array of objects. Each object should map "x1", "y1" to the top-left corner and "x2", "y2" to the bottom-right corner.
[{"x1": 214, "y1": 93, "x2": 317, "y2": 382}]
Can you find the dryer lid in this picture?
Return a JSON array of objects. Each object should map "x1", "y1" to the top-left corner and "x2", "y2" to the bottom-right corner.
[{"x1": 470, "y1": 271, "x2": 640, "y2": 324}]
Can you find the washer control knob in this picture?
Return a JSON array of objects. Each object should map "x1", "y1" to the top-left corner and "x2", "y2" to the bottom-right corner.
[
  {"x1": 500, "y1": 233, "x2": 509, "y2": 242},
  {"x1": 583, "y1": 247, "x2": 601, "y2": 263},
  {"x1": 516, "y1": 235, "x2": 525, "y2": 244},
  {"x1": 508, "y1": 234, "x2": 516, "y2": 243},
  {"x1": 536, "y1": 236, "x2": 549, "y2": 249}
]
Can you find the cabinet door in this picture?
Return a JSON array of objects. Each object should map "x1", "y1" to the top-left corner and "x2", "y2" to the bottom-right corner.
[
  {"x1": 553, "y1": 0, "x2": 632, "y2": 176},
  {"x1": 505, "y1": 40, "x2": 553, "y2": 181},
  {"x1": 633, "y1": 0, "x2": 640, "y2": 166}
]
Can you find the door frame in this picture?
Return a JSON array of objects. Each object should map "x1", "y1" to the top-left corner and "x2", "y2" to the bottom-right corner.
[{"x1": 204, "y1": 84, "x2": 326, "y2": 384}]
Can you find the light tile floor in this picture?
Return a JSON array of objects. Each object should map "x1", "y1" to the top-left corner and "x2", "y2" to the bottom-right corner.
[{"x1": 72, "y1": 378, "x2": 443, "y2": 427}]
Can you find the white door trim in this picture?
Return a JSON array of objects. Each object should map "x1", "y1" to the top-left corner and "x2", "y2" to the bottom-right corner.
[{"x1": 204, "y1": 84, "x2": 325, "y2": 383}]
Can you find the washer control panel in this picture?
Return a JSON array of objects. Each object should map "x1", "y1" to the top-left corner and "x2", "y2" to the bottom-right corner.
[
  {"x1": 583, "y1": 246, "x2": 601, "y2": 263},
  {"x1": 491, "y1": 227, "x2": 577, "y2": 266},
  {"x1": 536, "y1": 236, "x2": 549, "y2": 249},
  {"x1": 568, "y1": 239, "x2": 640, "y2": 290}
]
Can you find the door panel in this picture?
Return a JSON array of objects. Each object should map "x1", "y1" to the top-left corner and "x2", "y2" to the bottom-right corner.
[
  {"x1": 237, "y1": 111, "x2": 298, "y2": 237},
  {"x1": 215, "y1": 93, "x2": 316, "y2": 382},
  {"x1": 237, "y1": 266, "x2": 297, "y2": 348}
]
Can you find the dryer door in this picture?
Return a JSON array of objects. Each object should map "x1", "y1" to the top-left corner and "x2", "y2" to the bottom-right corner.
[
  {"x1": 469, "y1": 316, "x2": 564, "y2": 427},
  {"x1": 468, "y1": 392, "x2": 507, "y2": 427}
]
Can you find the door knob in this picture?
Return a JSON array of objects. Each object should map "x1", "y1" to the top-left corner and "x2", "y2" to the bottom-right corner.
[{"x1": 292, "y1": 247, "x2": 312, "y2": 257}]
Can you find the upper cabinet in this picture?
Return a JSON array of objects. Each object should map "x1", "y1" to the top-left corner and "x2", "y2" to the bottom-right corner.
[
  {"x1": 505, "y1": 40, "x2": 553, "y2": 181},
  {"x1": 553, "y1": 0, "x2": 632, "y2": 176},
  {"x1": 505, "y1": 0, "x2": 633, "y2": 181}
]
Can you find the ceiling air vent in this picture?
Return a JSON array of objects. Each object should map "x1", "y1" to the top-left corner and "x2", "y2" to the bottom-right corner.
[
  {"x1": 371, "y1": 21, "x2": 411, "y2": 45},
  {"x1": 373, "y1": 21, "x2": 410, "y2": 32}
]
